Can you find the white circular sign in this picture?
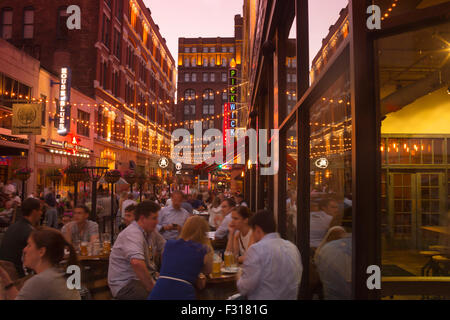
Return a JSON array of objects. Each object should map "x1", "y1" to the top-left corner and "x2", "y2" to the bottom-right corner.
[
  {"x1": 158, "y1": 157, "x2": 169, "y2": 169},
  {"x1": 175, "y1": 162, "x2": 182, "y2": 171},
  {"x1": 315, "y1": 158, "x2": 329, "y2": 169}
]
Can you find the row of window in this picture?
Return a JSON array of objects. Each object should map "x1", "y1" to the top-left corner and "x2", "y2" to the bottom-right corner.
[
  {"x1": 183, "y1": 120, "x2": 216, "y2": 130},
  {"x1": 183, "y1": 57, "x2": 234, "y2": 68},
  {"x1": 1, "y1": 7, "x2": 33, "y2": 40},
  {"x1": 184, "y1": 46, "x2": 234, "y2": 53},
  {"x1": 184, "y1": 104, "x2": 216, "y2": 116},
  {"x1": 183, "y1": 72, "x2": 228, "y2": 83},
  {"x1": 184, "y1": 89, "x2": 228, "y2": 101}
]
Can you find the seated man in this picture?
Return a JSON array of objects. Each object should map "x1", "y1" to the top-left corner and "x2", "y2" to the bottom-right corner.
[
  {"x1": 108, "y1": 201, "x2": 165, "y2": 300},
  {"x1": 61, "y1": 205, "x2": 99, "y2": 245},
  {"x1": 310, "y1": 198, "x2": 340, "y2": 249},
  {"x1": 121, "y1": 204, "x2": 136, "y2": 229},
  {"x1": 214, "y1": 198, "x2": 236, "y2": 240},
  {"x1": 0, "y1": 198, "x2": 43, "y2": 277},
  {"x1": 237, "y1": 210, "x2": 302, "y2": 300},
  {"x1": 157, "y1": 191, "x2": 190, "y2": 241}
]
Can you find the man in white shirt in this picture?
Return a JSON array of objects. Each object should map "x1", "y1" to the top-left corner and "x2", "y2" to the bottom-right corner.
[
  {"x1": 237, "y1": 210, "x2": 302, "y2": 300},
  {"x1": 122, "y1": 193, "x2": 137, "y2": 218},
  {"x1": 157, "y1": 191, "x2": 190, "y2": 241},
  {"x1": 214, "y1": 198, "x2": 236, "y2": 240},
  {"x1": 310, "y1": 198, "x2": 340, "y2": 248}
]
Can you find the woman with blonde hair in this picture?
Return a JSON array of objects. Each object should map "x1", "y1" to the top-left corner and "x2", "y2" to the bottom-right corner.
[{"x1": 148, "y1": 216, "x2": 213, "y2": 300}]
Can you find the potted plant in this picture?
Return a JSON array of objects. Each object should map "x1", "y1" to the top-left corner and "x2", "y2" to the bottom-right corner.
[
  {"x1": 64, "y1": 159, "x2": 88, "y2": 182},
  {"x1": 123, "y1": 170, "x2": 137, "y2": 185},
  {"x1": 14, "y1": 167, "x2": 32, "y2": 181},
  {"x1": 104, "y1": 169, "x2": 121, "y2": 184}
]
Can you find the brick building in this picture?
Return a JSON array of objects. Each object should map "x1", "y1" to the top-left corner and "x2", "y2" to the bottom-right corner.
[
  {"x1": 176, "y1": 15, "x2": 243, "y2": 134},
  {"x1": 0, "y1": 0, "x2": 176, "y2": 176}
]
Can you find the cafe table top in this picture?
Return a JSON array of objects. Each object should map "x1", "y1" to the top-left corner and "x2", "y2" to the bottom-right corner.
[{"x1": 77, "y1": 253, "x2": 110, "y2": 262}]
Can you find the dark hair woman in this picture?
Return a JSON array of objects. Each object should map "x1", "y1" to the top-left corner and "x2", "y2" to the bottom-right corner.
[
  {"x1": 0, "y1": 227, "x2": 81, "y2": 300},
  {"x1": 226, "y1": 206, "x2": 255, "y2": 264}
]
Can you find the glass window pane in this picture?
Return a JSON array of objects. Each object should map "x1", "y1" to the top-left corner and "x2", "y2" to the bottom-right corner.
[
  {"x1": 379, "y1": 21, "x2": 450, "y2": 292},
  {"x1": 310, "y1": 69, "x2": 352, "y2": 300},
  {"x1": 286, "y1": 121, "x2": 297, "y2": 245}
]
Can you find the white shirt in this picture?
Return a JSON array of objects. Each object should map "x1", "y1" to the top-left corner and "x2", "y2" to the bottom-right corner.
[
  {"x1": 237, "y1": 233, "x2": 302, "y2": 300},
  {"x1": 121, "y1": 199, "x2": 137, "y2": 218},
  {"x1": 4, "y1": 184, "x2": 15, "y2": 195},
  {"x1": 310, "y1": 211, "x2": 333, "y2": 248}
]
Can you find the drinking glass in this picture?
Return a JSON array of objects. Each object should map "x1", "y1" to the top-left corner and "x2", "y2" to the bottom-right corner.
[
  {"x1": 80, "y1": 241, "x2": 88, "y2": 256},
  {"x1": 224, "y1": 251, "x2": 234, "y2": 268}
]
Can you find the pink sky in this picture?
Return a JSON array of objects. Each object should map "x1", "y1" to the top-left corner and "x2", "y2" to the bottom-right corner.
[{"x1": 144, "y1": 0, "x2": 348, "y2": 69}]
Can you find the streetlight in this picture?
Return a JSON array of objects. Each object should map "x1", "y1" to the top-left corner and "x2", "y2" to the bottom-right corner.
[{"x1": 84, "y1": 166, "x2": 108, "y2": 221}]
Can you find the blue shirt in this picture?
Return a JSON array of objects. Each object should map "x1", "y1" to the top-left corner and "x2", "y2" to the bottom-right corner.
[
  {"x1": 315, "y1": 236, "x2": 352, "y2": 300},
  {"x1": 237, "y1": 233, "x2": 302, "y2": 300},
  {"x1": 157, "y1": 205, "x2": 191, "y2": 240},
  {"x1": 108, "y1": 221, "x2": 166, "y2": 297}
]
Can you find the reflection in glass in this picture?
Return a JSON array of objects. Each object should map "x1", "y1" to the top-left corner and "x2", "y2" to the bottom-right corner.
[
  {"x1": 286, "y1": 122, "x2": 297, "y2": 245},
  {"x1": 310, "y1": 70, "x2": 352, "y2": 300}
]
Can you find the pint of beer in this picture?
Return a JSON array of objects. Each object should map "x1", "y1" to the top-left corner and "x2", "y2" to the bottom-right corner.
[{"x1": 80, "y1": 242, "x2": 88, "y2": 256}]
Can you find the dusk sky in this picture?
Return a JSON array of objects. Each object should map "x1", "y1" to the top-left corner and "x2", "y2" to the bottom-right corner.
[{"x1": 145, "y1": 0, "x2": 348, "y2": 69}]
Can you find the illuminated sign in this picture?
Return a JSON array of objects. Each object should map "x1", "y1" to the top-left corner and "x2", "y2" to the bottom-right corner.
[
  {"x1": 315, "y1": 158, "x2": 329, "y2": 169},
  {"x1": 57, "y1": 67, "x2": 71, "y2": 136},
  {"x1": 158, "y1": 157, "x2": 169, "y2": 169},
  {"x1": 50, "y1": 140, "x2": 64, "y2": 147},
  {"x1": 228, "y1": 59, "x2": 238, "y2": 141},
  {"x1": 223, "y1": 103, "x2": 229, "y2": 145}
]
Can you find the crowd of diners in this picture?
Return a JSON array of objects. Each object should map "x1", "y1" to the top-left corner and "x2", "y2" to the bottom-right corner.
[{"x1": 0, "y1": 186, "x2": 350, "y2": 300}]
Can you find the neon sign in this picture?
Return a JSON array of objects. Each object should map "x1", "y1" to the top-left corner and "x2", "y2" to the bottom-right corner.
[{"x1": 57, "y1": 67, "x2": 71, "y2": 136}]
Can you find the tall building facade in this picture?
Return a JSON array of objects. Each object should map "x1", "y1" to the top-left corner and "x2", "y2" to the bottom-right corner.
[
  {"x1": 176, "y1": 15, "x2": 243, "y2": 135},
  {"x1": 0, "y1": 0, "x2": 176, "y2": 176}
]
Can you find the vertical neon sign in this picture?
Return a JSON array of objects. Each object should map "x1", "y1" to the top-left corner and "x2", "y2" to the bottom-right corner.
[{"x1": 58, "y1": 67, "x2": 71, "y2": 136}]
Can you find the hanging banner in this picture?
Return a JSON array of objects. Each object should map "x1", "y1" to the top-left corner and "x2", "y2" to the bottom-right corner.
[{"x1": 12, "y1": 103, "x2": 42, "y2": 135}]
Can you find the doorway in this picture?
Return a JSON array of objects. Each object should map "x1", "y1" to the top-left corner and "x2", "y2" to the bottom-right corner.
[{"x1": 386, "y1": 171, "x2": 446, "y2": 250}]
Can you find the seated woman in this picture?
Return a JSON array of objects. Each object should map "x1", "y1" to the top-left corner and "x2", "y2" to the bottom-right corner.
[
  {"x1": 226, "y1": 206, "x2": 255, "y2": 264},
  {"x1": 208, "y1": 197, "x2": 222, "y2": 229},
  {"x1": 148, "y1": 216, "x2": 213, "y2": 300},
  {"x1": 0, "y1": 227, "x2": 81, "y2": 300}
]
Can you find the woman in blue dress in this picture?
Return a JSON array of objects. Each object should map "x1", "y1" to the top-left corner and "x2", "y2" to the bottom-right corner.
[{"x1": 148, "y1": 216, "x2": 213, "y2": 300}]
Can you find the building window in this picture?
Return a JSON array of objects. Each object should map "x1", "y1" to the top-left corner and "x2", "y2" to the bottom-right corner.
[
  {"x1": 191, "y1": 57, "x2": 196, "y2": 67},
  {"x1": 203, "y1": 58, "x2": 208, "y2": 67},
  {"x1": 210, "y1": 73, "x2": 215, "y2": 82},
  {"x1": 202, "y1": 73, "x2": 208, "y2": 82},
  {"x1": 287, "y1": 74, "x2": 291, "y2": 83},
  {"x1": 203, "y1": 47, "x2": 208, "y2": 53},
  {"x1": 184, "y1": 47, "x2": 190, "y2": 53},
  {"x1": 210, "y1": 58, "x2": 215, "y2": 67},
  {"x1": 222, "y1": 73, "x2": 227, "y2": 82},
  {"x1": 23, "y1": 7, "x2": 34, "y2": 39},
  {"x1": 40, "y1": 94, "x2": 46, "y2": 126},
  {"x1": 222, "y1": 58, "x2": 227, "y2": 67},
  {"x1": 102, "y1": 14, "x2": 110, "y2": 48},
  {"x1": 222, "y1": 47, "x2": 227, "y2": 53},
  {"x1": 77, "y1": 109, "x2": 90, "y2": 137},
  {"x1": 191, "y1": 73, "x2": 197, "y2": 82},
  {"x1": 222, "y1": 92, "x2": 227, "y2": 100},
  {"x1": 184, "y1": 58, "x2": 189, "y2": 67},
  {"x1": 101, "y1": 61, "x2": 108, "y2": 89},
  {"x1": 202, "y1": 104, "x2": 214, "y2": 115},
  {"x1": 1, "y1": 8, "x2": 13, "y2": 39},
  {"x1": 116, "y1": 0, "x2": 123, "y2": 18},
  {"x1": 203, "y1": 89, "x2": 214, "y2": 101},
  {"x1": 113, "y1": 29, "x2": 121, "y2": 58},
  {"x1": 184, "y1": 89, "x2": 195, "y2": 100},
  {"x1": 192, "y1": 47, "x2": 197, "y2": 53},
  {"x1": 210, "y1": 47, "x2": 215, "y2": 53},
  {"x1": 184, "y1": 73, "x2": 190, "y2": 82},
  {"x1": 56, "y1": 7, "x2": 69, "y2": 39},
  {"x1": 229, "y1": 47, "x2": 234, "y2": 53}
]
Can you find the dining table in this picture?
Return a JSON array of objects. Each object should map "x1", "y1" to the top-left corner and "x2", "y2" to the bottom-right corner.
[
  {"x1": 77, "y1": 252, "x2": 111, "y2": 299},
  {"x1": 197, "y1": 270, "x2": 240, "y2": 300}
]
